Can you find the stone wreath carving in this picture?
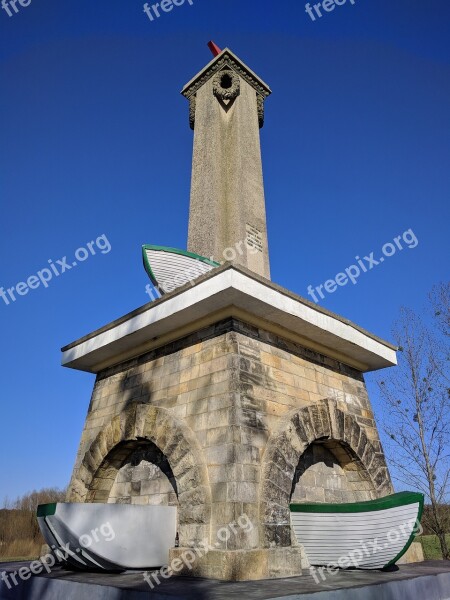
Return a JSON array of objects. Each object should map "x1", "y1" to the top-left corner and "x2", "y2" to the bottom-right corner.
[
  {"x1": 183, "y1": 52, "x2": 270, "y2": 129},
  {"x1": 212, "y1": 69, "x2": 240, "y2": 101}
]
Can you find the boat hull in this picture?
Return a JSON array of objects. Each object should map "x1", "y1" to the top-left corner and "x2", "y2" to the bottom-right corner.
[
  {"x1": 142, "y1": 245, "x2": 219, "y2": 295},
  {"x1": 37, "y1": 503, "x2": 177, "y2": 571},
  {"x1": 290, "y1": 492, "x2": 424, "y2": 570}
]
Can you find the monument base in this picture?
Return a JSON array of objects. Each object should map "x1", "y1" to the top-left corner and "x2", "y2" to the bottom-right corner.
[
  {"x1": 398, "y1": 541, "x2": 424, "y2": 564},
  {"x1": 0, "y1": 560, "x2": 449, "y2": 600},
  {"x1": 168, "y1": 546, "x2": 305, "y2": 580}
]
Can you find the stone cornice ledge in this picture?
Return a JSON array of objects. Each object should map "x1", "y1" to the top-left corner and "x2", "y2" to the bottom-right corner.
[{"x1": 61, "y1": 265, "x2": 397, "y2": 374}]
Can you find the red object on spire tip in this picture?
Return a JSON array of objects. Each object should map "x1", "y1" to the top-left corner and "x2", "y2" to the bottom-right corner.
[{"x1": 207, "y1": 41, "x2": 222, "y2": 57}]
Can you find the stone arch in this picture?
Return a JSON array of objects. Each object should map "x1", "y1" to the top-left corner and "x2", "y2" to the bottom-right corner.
[
  {"x1": 259, "y1": 399, "x2": 393, "y2": 548},
  {"x1": 94, "y1": 438, "x2": 179, "y2": 507},
  {"x1": 290, "y1": 438, "x2": 373, "y2": 504},
  {"x1": 67, "y1": 402, "x2": 212, "y2": 546}
]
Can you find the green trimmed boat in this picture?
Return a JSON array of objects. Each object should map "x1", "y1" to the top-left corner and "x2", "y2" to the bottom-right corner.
[
  {"x1": 142, "y1": 245, "x2": 220, "y2": 295},
  {"x1": 37, "y1": 502, "x2": 177, "y2": 571},
  {"x1": 290, "y1": 492, "x2": 424, "y2": 570}
]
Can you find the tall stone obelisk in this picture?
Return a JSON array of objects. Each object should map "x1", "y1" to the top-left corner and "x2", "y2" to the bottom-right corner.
[{"x1": 182, "y1": 47, "x2": 271, "y2": 279}]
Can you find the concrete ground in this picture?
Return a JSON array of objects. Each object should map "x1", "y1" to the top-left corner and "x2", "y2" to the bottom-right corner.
[{"x1": 0, "y1": 560, "x2": 450, "y2": 599}]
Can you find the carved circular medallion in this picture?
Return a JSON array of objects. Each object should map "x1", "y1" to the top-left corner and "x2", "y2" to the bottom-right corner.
[{"x1": 212, "y1": 70, "x2": 240, "y2": 101}]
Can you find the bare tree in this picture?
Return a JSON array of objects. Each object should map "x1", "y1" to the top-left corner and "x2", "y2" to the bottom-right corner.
[
  {"x1": 430, "y1": 282, "x2": 450, "y2": 338},
  {"x1": 378, "y1": 283, "x2": 450, "y2": 560}
]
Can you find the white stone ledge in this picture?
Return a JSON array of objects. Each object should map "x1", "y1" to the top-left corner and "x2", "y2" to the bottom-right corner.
[{"x1": 62, "y1": 266, "x2": 397, "y2": 374}]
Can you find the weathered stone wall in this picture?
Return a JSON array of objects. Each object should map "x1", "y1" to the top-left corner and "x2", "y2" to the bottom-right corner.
[
  {"x1": 69, "y1": 321, "x2": 239, "y2": 481},
  {"x1": 67, "y1": 318, "x2": 394, "y2": 579},
  {"x1": 108, "y1": 442, "x2": 178, "y2": 507},
  {"x1": 291, "y1": 442, "x2": 374, "y2": 504}
]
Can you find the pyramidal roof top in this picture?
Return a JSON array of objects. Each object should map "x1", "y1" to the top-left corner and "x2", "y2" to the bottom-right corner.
[{"x1": 181, "y1": 47, "x2": 272, "y2": 99}]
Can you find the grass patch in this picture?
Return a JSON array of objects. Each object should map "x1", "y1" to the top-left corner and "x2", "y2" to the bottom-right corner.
[
  {"x1": 419, "y1": 535, "x2": 450, "y2": 560},
  {"x1": 0, "y1": 557, "x2": 37, "y2": 563},
  {"x1": 0, "y1": 539, "x2": 42, "y2": 562}
]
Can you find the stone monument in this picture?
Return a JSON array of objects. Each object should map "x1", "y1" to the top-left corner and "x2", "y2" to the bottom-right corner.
[{"x1": 64, "y1": 45, "x2": 401, "y2": 581}]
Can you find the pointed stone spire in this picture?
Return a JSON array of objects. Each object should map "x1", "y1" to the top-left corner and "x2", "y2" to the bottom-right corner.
[{"x1": 182, "y1": 46, "x2": 271, "y2": 279}]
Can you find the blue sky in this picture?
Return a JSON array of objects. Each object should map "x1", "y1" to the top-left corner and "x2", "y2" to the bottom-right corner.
[{"x1": 0, "y1": 0, "x2": 449, "y2": 500}]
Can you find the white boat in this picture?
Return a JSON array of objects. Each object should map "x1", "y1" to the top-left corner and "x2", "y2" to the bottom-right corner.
[
  {"x1": 37, "y1": 502, "x2": 177, "y2": 571},
  {"x1": 142, "y1": 245, "x2": 219, "y2": 295},
  {"x1": 290, "y1": 492, "x2": 424, "y2": 570}
]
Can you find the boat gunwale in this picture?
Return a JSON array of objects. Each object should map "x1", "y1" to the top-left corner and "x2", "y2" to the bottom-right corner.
[
  {"x1": 289, "y1": 491, "x2": 423, "y2": 513},
  {"x1": 37, "y1": 503, "x2": 57, "y2": 517}
]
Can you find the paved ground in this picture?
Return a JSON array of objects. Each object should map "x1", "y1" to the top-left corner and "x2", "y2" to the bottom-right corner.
[{"x1": 0, "y1": 560, "x2": 449, "y2": 599}]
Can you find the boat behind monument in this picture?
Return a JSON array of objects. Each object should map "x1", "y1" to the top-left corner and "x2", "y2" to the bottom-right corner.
[{"x1": 142, "y1": 245, "x2": 219, "y2": 295}]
